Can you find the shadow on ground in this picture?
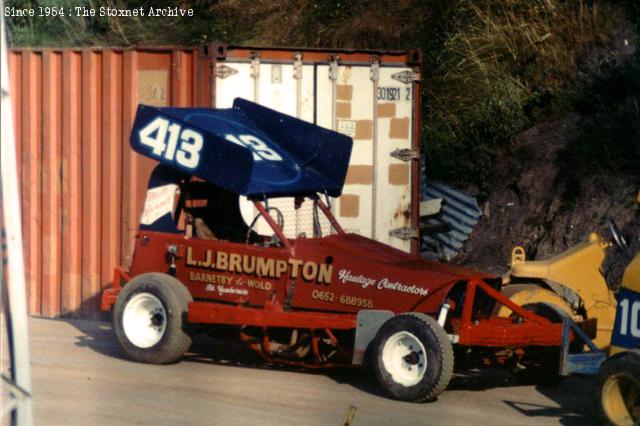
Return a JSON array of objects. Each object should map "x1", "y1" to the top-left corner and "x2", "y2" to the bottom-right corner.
[
  {"x1": 512, "y1": 376, "x2": 598, "y2": 426},
  {"x1": 67, "y1": 318, "x2": 129, "y2": 361},
  {"x1": 66, "y1": 317, "x2": 596, "y2": 423}
]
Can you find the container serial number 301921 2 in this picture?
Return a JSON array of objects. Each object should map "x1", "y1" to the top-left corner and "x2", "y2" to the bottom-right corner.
[
  {"x1": 311, "y1": 289, "x2": 374, "y2": 309},
  {"x1": 377, "y1": 86, "x2": 411, "y2": 102}
]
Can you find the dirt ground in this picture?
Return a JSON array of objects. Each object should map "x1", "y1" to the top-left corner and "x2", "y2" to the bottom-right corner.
[
  {"x1": 457, "y1": 113, "x2": 639, "y2": 285},
  {"x1": 1, "y1": 317, "x2": 599, "y2": 425}
]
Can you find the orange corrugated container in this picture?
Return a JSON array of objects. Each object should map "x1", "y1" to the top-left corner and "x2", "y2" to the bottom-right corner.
[
  {"x1": 8, "y1": 44, "x2": 422, "y2": 318},
  {"x1": 9, "y1": 47, "x2": 210, "y2": 319}
]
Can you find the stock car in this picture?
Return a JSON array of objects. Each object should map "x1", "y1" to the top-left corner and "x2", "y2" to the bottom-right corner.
[{"x1": 102, "y1": 98, "x2": 589, "y2": 402}]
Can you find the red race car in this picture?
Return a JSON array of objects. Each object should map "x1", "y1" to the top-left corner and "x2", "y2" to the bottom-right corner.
[{"x1": 102, "y1": 99, "x2": 586, "y2": 402}]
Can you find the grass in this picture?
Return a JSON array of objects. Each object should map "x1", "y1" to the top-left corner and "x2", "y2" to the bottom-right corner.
[{"x1": 424, "y1": 0, "x2": 627, "y2": 195}]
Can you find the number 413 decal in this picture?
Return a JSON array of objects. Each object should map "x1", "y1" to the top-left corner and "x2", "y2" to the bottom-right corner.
[
  {"x1": 139, "y1": 117, "x2": 203, "y2": 169},
  {"x1": 139, "y1": 117, "x2": 283, "y2": 168}
]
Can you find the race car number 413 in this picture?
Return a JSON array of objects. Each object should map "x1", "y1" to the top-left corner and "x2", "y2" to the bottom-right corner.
[{"x1": 139, "y1": 117, "x2": 203, "y2": 169}]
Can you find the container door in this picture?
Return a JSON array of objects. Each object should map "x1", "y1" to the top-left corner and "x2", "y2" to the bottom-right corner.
[
  {"x1": 317, "y1": 64, "x2": 375, "y2": 240},
  {"x1": 215, "y1": 60, "x2": 331, "y2": 239},
  {"x1": 214, "y1": 59, "x2": 414, "y2": 252},
  {"x1": 215, "y1": 62, "x2": 253, "y2": 107},
  {"x1": 374, "y1": 67, "x2": 414, "y2": 252}
]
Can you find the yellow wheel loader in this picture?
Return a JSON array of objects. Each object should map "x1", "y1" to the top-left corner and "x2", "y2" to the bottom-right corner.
[
  {"x1": 502, "y1": 191, "x2": 638, "y2": 425},
  {"x1": 559, "y1": 245, "x2": 639, "y2": 425},
  {"x1": 595, "y1": 236, "x2": 639, "y2": 426},
  {"x1": 500, "y1": 230, "x2": 617, "y2": 349}
]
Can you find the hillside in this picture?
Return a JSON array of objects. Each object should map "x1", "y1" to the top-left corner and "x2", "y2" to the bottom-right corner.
[
  {"x1": 457, "y1": 113, "x2": 639, "y2": 283},
  {"x1": 6, "y1": 0, "x2": 639, "y2": 270}
]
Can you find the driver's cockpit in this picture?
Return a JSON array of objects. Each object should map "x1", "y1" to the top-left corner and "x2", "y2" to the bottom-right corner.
[{"x1": 139, "y1": 164, "x2": 341, "y2": 248}]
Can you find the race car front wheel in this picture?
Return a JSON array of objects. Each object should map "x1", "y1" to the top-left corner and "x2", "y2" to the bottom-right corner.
[
  {"x1": 372, "y1": 313, "x2": 453, "y2": 402},
  {"x1": 114, "y1": 273, "x2": 193, "y2": 364}
]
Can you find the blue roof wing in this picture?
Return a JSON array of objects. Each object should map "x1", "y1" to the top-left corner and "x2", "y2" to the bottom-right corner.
[
  {"x1": 130, "y1": 99, "x2": 353, "y2": 197},
  {"x1": 131, "y1": 105, "x2": 254, "y2": 194}
]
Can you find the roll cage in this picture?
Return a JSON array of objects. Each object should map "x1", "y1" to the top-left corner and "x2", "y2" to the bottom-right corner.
[{"x1": 139, "y1": 163, "x2": 344, "y2": 249}]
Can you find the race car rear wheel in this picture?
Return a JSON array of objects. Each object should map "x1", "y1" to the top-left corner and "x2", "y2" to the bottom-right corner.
[
  {"x1": 372, "y1": 313, "x2": 453, "y2": 402},
  {"x1": 114, "y1": 273, "x2": 193, "y2": 364},
  {"x1": 597, "y1": 352, "x2": 640, "y2": 426}
]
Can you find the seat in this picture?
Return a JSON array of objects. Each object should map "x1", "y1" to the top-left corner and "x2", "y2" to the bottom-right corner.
[{"x1": 193, "y1": 217, "x2": 217, "y2": 240}]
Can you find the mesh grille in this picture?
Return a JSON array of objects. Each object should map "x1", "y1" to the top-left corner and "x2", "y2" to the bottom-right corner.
[{"x1": 266, "y1": 198, "x2": 335, "y2": 239}]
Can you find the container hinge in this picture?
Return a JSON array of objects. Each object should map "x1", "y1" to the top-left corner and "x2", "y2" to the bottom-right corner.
[
  {"x1": 391, "y1": 70, "x2": 421, "y2": 84},
  {"x1": 370, "y1": 61, "x2": 380, "y2": 82},
  {"x1": 390, "y1": 148, "x2": 420, "y2": 161},
  {"x1": 389, "y1": 227, "x2": 419, "y2": 240},
  {"x1": 251, "y1": 57, "x2": 260, "y2": 79},
  {"x1": 293, "y1": 54, "x2": 303, "y2": 80},
  {"x1": 215, "y1": 65, "x2": 238, "y2": 79},
  {"x1": 329, "y1": 60, "x2": 338, "y2": 81},
  {"x1": 271, "y1": 64, "x2": 283, "y2": 84}
]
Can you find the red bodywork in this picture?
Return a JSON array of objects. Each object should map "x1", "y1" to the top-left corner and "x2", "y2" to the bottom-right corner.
[{"x1": 102, "y1": 197, "x2": 574, "y2": 367}]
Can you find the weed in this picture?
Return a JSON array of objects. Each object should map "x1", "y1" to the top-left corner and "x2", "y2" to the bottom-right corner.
[{"x1": 423, "y1": 0, "x2": 625, "y2": 192}]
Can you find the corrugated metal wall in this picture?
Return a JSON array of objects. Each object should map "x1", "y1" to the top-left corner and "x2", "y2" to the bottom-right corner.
[{"x1": 8, "y1": 48, "x2": 209, "y2": 318}]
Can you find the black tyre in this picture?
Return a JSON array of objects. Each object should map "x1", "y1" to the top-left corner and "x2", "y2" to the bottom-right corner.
[
  {"x1": 596, "y1": 351, "x2": 640, "y2": 426},
  {"x1": 512, "y1": 302, "x2": 565, "y2": 385},
  {"x1": 113, "y1": 273, "x2": 193, "y2": 364},
  {"x1": 371, "y1": 313, "x2": 454, "y2": 402}
]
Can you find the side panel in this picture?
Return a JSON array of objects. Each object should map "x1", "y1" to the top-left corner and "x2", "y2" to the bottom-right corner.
[
  {"x1": 129, "y1": 232, "x2": 291, "y2": 307},
  {"x1": 610, "y1": 287, "x2": 640, "y2": 353}
]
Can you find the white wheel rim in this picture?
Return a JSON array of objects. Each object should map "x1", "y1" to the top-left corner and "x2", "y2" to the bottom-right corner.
[
  {"x1": 381, "y1": 331, "x2": 427, "y2": 386},
  {"x1": 122, "y1": 292, "x2": 167, "y2": 348}
]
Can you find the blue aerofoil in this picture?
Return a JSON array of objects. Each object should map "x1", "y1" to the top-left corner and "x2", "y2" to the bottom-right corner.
[{"x1": 130, "y1": 98, "x2": 353, "y2": 198}]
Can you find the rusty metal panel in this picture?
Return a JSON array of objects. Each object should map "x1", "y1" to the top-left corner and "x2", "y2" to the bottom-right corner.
[
  {"x1": 120, "y1": 49, "x2": 138, "y2": 272},
  {"x1": 41, "y1": 51, "x2": 63, "y2": 317},
  {"x1": 20, "y1": 51, "x2": 43, "y2": 316},
  {"x1": 81, "y1": 50, "x2": 102, "y2": 318},
  {"x1": 8, "y1": 47, "x2": 203, "y2": 318},
  {"x1": 101, "y1": 51, "x2": 123, "y2": 301},
  {"x1": 8, "y1": 52, "x2": 21, "y2": 180},
  {"x1": 61, "y1": 50, "x2": 82, "y2": 316}
]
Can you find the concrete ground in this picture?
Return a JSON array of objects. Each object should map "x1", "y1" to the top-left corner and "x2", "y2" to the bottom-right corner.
[{"x1": 1, "y1": 317, "x2": 599, "y2": 425}]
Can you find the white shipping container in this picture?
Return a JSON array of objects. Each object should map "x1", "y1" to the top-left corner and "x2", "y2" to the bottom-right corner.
[{"x1": 210, "y1": 44, "x2": 422, "y2": 254}]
